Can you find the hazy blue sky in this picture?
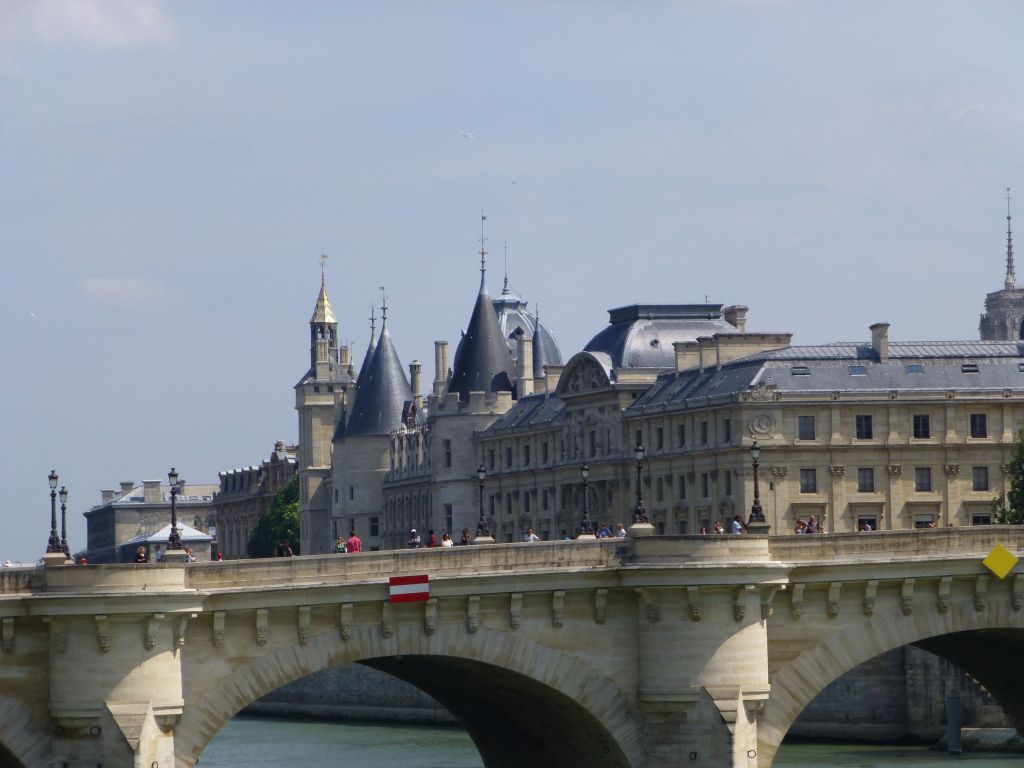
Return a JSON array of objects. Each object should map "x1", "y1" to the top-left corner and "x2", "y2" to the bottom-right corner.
[{"x1": 2, "y1": 1, "x2": 1023, "y2": 562}]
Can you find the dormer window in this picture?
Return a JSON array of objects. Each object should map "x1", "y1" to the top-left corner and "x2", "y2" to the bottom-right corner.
[{"x1": 791, "y1": 366, "x2": 810, "y2": 376}]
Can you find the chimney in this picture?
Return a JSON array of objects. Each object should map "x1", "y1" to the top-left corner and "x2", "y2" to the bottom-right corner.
[
  {"x1": 517, "y1": 336, "x2": 535, "y2": 397},
  {"x1": 101, "y1": 488, "x2": 117, "y2": 504},
  {"x1": 697, "y1": 336, "x2": 715, "y2": 372},
  {"x1": 409, "y1": 360, "x2": 424, "y2": 412},
  {"x1": 433, "y1": 341, "x2": 449, "y2": 396},
  {"x1": 870, "y1": 322, "x2": 890, "y2": 362},
  {"x1": 119, "y1": 481, "x2": 135, "y2": 498},
  {"x1": 723, "y1": 305, "x2": 748, "y2": 332},
  {"x1": 339, "y1": 344, "x2": 350, "y2": 367},
  {"x1": 143, "y1": 479, "x2": 162, "y2": 503},
  {"x1": 673, "y1": 341, "x2": 701, "y2": 371}
]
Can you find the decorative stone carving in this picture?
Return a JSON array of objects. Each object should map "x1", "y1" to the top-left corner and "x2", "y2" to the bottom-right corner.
[
  {"x1": 747, "y1": 382, "x2": 778, "y2": 402},
  {"x1": 863, "y1": 580, "x2": 878, "y2": 617},
  {"x1": 888, "y1": 390, "x2": 898, "y2": 400},
  {"x1": 829, "y1": 465, "x2": 846, "y2": 478},
  {"x1": 467, "y1": 596, "x2": 480, "y2": 633},
  {"x1": 95, "y1": 615, "x2": 111, "y2": 653},
  {"x1": 636, "y1": 588, "x2": 660, "y2": 623},
  {"x1": 145, "y1": 613, "x2": 164, "y2": 651},
  {"x1": 424, "y1": 599, "x2": 437, "y2": 636},
  {"x1": 552, "y1": 591, "x2": 565, "y2": 628},
  {"x1": 1, "y1": 618, "x2": 13, "y2": 654},
  {"x1": 510, "y1": 593, "x2": 522, "y2": 630},
  {"x1": 827, "y1": 582, "x2": 841, "y2": 618},
  {"x1": 381, "y1": 602, "x2": 394, "y2": 639},
  {"x1": 297, "y1": 606, "x2": 311, "y2": 645},
  {"x1": 594, "y1": 589, "x2": 607, "y2": 625},
  {"x1": 687, "y1": 586, "x2": 702, "y2": 622},
  {"x1": 175, "y1": 614, "x2": 193, "y2": 650},
  {"x1": 791, "y1": 583, "x2": 804, "y2": 619},
  {"x1": 748, "y1": 412, "x2": 775, "y2": 436},
  {"x1": 733, "y1": 585, "x2": 754, "y2": 622},
  {"x1": 1003, "y1": 464, "x2": 1014, "y2": 475},
  {"x1": 339, "y1": 603, "x2": 354, "y2": 641},
  {"x1": 255, "y1": 609, "x2": 269, "y2": 646},
  {"x1": 944, "y1": 464, "x2": 961, "y2": 477},
  {"x1": 213, "y1": 611, "x2": 226, "y2": 649},
  {"x1": 771, "y1": 466, "x2": 788, "y2": 479},
  {"x1": 760, "y1": 586, "x2": 779, "y2": 620},
  {"x1": 937, "y1": 576, "x2": 952, "y2": 614},
  {"x1": 888, "y1": 465, "x2": 903, "y2": 477},
  {"x1": 901, "y1": 579, "x2": 915, "y2": 616},
  {"x1": 974, "y1": 575, "x2": 988, "y2": 612}
]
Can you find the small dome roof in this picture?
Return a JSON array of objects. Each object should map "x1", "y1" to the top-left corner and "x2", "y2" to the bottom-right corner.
[
  {"x1": 492, "y1": 286, "x2": 562, "y2": 371},
  {"x1": 584, "y1": 304, "x2": 735, "y2": 368}
]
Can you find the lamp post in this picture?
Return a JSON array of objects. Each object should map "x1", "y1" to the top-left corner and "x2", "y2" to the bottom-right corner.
[
  {"x1": 475, "y1": 464, "x2": 494, "y2": 543},
  {"x1": 59, "y1": 486, "x2": 69, "y2": 558},
  {"x1": 578, "y1": 464, "x2": 595, "y2": 537},
  {"x1": 632, "y1": 444, "x2": 649, "y2": 524},
  {"x1": 748, "y1": 441, "x2": 766, "y2": 524},
  {"x1": 167, "y1": 467, "x2": 183, "y2": 550},
  {"x1": 46, "y1": 470, "x2": 61, "y2": 553}
]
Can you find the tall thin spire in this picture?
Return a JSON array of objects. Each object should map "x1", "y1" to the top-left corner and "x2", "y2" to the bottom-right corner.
[
  {"x1": 478, "y1": 211, "x2": 488, "y2": 294},
  {"x1": 320, "y1": 252, "x2": 328, "y2": 287},
  {"x1": 1006, "y1": 187, "x2": 1015, "y2": 290},
  {"x1": 369, "y1": 305, "x2": 377, "y2": 344},
  {"x1": 503, "y1": 240, "x2": 510, "y2": 293},
  {"x1": 379, "y1": 286, "x2": 388, "y2": 327}
]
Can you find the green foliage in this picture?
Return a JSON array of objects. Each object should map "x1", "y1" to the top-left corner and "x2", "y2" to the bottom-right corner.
[
  {"x1": 994, "y1": 426, "x2": 1024, "y2": 524},
  {"x1": 247, "y1": 475, "x2": 301, "y2": 557}
]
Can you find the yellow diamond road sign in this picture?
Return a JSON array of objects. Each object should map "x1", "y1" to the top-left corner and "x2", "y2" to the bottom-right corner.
[{"x1": 982, "y1": 544, "x2": 1019, "y2": 580}]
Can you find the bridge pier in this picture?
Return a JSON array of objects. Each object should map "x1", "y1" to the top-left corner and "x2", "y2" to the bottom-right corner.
[{"x1": 635, "y1": 584, "x2": 769, "y2": 767}]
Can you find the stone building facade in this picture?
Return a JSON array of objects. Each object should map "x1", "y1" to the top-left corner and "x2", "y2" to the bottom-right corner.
[{"x1": 214, "y1": 441, "x2": 297, "y2": 559}]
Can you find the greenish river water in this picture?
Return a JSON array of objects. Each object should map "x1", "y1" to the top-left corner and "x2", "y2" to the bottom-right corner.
[{"x1": 198, "y1": 717, "x2": 1024, "y2": 766}]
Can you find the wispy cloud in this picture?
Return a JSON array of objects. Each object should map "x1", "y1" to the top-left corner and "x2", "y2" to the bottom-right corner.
[
  {"x1": 0, "y1": 0, "x2": 176, "y2": 50},
  {"x1": 80, "y1": 277, "x2": 166, "y2": 305}
]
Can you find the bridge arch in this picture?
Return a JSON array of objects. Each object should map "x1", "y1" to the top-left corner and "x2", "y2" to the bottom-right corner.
[
  {"x1": 0, "y1": 693, "x2": 49, "y2": 768},
  {"x1": 758, "y1": 596, "x2": 1024, "y2": 766},
  {"x1": 176, "y1": 621, "x2": 641, "y2": 768}
]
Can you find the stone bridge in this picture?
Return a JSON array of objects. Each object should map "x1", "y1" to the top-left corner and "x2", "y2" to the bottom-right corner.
[{"x1": 1, "y1": 528, "x2": 1023, "y2": 768}]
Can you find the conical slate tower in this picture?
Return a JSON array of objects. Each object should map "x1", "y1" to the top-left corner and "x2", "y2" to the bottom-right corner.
[
  {"x1": 356, "y1": 306, "x2": 377, "y2": 392},
  {"x1": 342, "y1": 308, "x2": 413, "y2": 436},
  {"x1": 448, "y1": 214, "x2": 517, "y2": 400}
]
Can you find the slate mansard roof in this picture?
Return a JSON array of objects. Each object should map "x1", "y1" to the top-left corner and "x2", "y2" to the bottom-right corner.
[
  {"x1": 584, "y1": 304, "x2": 736, "y2": 369},
  {"x1": 630, "y1": 340, "x2": 1024, "y2": 412}
]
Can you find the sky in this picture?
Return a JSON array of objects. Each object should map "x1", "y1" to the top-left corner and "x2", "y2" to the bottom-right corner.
[{"x1": 2, "y1": 0, "x2": 1023, "y2": 563}]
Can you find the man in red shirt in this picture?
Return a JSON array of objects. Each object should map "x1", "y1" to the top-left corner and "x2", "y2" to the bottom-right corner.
[{"x1": 346, "y1": 530, "x2": 362, "y2": 553}]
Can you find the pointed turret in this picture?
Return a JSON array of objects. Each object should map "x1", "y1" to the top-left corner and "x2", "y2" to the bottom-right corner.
[
  {"x1": 448, "y1": 213, "x2": 517, "y2": 400},
  {"x1": 356, "y1": 306, "x2": 377, "y2": 391},
  {"x1": 309, "y1": 256, "x2": 338, "y2": 377},
  {"x1": 342, "y1": 304, "x2": 414, "y2": 437}
]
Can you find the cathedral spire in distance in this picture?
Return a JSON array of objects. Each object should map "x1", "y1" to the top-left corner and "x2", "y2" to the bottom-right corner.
[{"x1": 1006, "y1": 187, "x2": 1015, "y2": 291}]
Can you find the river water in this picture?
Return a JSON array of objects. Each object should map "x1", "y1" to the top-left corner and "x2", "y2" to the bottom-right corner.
[{"x1": 198, "y1": 717, "x2": 1024, "y2": 766}]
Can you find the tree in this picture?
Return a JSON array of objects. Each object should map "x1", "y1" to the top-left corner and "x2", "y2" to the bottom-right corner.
[
  {"x1": 247, "y1": 475, "x2": 301, "y2": 557},
  {"x1": 994, "y1": 426, "x2": 1024, "y2": 524}
]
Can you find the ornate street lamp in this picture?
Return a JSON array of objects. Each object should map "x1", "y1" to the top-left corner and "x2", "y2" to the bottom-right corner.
[
  {"x1": 632, "y1": 444, "x2": 649, "y2": 524},
  {"x1": 59, "y1": 486, "x2": 69, "y2": 557},
  {"x1": 167, "y1": 467, "x2": 183, "y2": 550},
  {"x1": 748, "y1": 441, "x2": 766, "y2": 524},
  {"x1": 475, "y1": 464, "x2": 493, "y2": 541},
  {"x1": 46, "y1": 470, "x2": 62, "y2": 553},
  {"x1": 579, "y1": 464, "x2": 595, "y2": 536}
]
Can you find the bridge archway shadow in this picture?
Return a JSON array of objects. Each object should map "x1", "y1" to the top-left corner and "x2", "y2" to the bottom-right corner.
[
  {"x1": 180, "y1": 623, "x2": 638, "y2": 768},
  {"x1": 760, "y1": 613, "x2": 1024, "y2": 767}
]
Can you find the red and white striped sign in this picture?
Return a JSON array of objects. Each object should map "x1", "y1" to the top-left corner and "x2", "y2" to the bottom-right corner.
[{"x1": 389, "y1": 574, "x2": 430, "y2": 603}]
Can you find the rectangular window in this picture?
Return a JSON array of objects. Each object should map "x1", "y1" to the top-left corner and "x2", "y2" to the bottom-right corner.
[
  {"x1": 488, "y1": 449, "x2": 495, "y2": 471},
  {"x1": 505, "y1": 494, "x2": 513, "y2": 514},
  {"x1": 700, "y1": 422, "x2": 708, "y2": 445},
  {"x1": 724, "y1": 470, "x2": 732, "y2": 496},
  {"x1": 855, "y1": 415, "x2": 873, "y2": 440},
  {"x1": 523, "y1": 444, "x2": 531, "y2": 467},
  {"x1": 542, "y1": 489, "x2": 549, "y2": 511},
  {"x1": 914, "y1": 467, "x2": 932, "y2": 492},
  {"x1": 677, "y1": 520, "x2": 689, "y2": 534},
  {"x1": 656, "y1": 427, "x2": 664, "y2": 450},
  {"x1": 589, "y1": 430, "x2": 597, "y2": 457},
  {"x1": 369, "y1": 517, "x2": 380, "y2": 537},
  {"x1": 505, "y1": 447, "x2": 512, "y2": 468},
  {"x1": 906, "y1": 364, "x2": 924, "y2": 374},
  {"x1": 444, "y1": 504, "x2": 453, "y2": 534},
  {"x1": 656, "y1": 477, "x2": 664, "y2": 502},
  {"x1": 636, "y1": 430, "x2": 642, "y2": 449},
  {"x1": 791, "y1": 366, "x2": 810, "y2": 376},
  {"x1": 679, "y1": 475, "x2": 686, "y2": 499},
  {"x1": 912, "y1": 414, "x2": 930, "y2": 439},
  {"x1": 334, "y1": 488, "x2": 338, "y2": 503},
  {"x1": 524, "y1": 493, "x2": 531, "y2": 513},
  {"x1": 701, "y1": 473, "x2": 709, "y2": 498},
  {"x1": 857, "y1": 467, "x2": 875, "y2": 493},
  {"x1": 970, "y1": 413, "x2": 988, "y2": 439},
  {"x1": 677, "y1": 424, "x2": 686, "y2": 447},
  {"x1": 848, "y1": 365, "x2": 866, "y2": 376},
  {"x1": 972, "y1": 513, "x2": 993, "y2": 526},
  {"x1": 349, "y1": 485, "x2": 354, "y2": 501},
  {"x1": 798, "y1": 415, "x2": 816, "y2": 441},
  {"x1": 541, "y1": 442, "x2": 549, "y2": 465},
  {"x1": 799, "y1": 468, "x2": 817, "y2": 493},
  {"x1": 723, "y1": 418, "x2": 731, "y2": 443},
  {"x1": 972, "y1": 466, "x2": 989, "y2": 491},
  {"x1": 489, "y1": 495, "x2": 495, "y2": 516},
  {"x1": 443, "y1": 439, "x2": 452, "y2": 468}
]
